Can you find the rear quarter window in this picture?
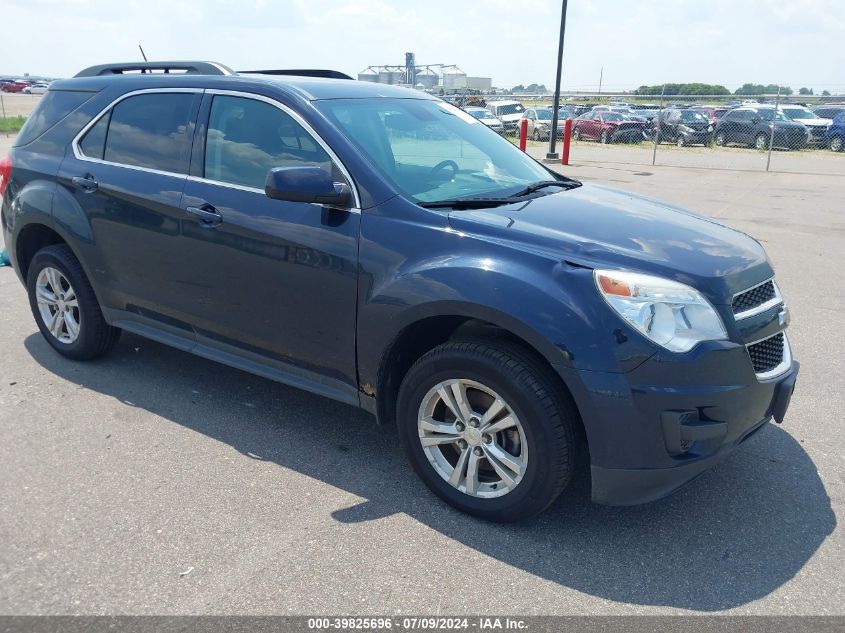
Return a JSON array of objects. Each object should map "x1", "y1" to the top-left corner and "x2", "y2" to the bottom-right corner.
[{"x1": 13, "y1": 90, "x2": 95, "y2": 147}]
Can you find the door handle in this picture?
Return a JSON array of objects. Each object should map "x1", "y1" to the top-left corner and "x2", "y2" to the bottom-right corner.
[
  {"x1": 71, "y1": 175, "x2": 98, "y2": 192},
  {"x1": 185, "y1": 205, "x2": 223, "y2": 225}
]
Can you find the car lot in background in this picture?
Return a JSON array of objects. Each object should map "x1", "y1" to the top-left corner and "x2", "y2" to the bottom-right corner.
[
  {"x1": 652, "y1": 108, "x2": 714, "y2": 146},
  {"x1": 572, "y1": 110, "x2": 646, "y2": 144},
  {"x1": 487, "y1": 100, "x2": 525, "y2": 135},
  {"x1": 813, "y1": 104, "x2": 845, "y2": 120},
  {"x1": 521, "y1": 107, "x2": 565, "y2": 140},
  {"x1": 464, "y1": 106, "x2": 504, "y2": 134},
  {"x1": 1, "y1": 80, "x2": 31, "y2": 93},
  {"x1": 825, "y1": 112, "x2": 845, "y2": 151},
  {"x1": 714, "y1": 106, "x2": 808, "y2": 150},
  {"x1": 690, "y1": 104, "x2": 729, "y2": 127},
  {"x1": 779, "y1": 104, "x2": 832, "y2": 146}
]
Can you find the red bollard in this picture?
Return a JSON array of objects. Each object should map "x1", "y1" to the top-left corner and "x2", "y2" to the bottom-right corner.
[
  {"x1": 562, "y1": 118, "x2": 572, "y2": 166},
  {"x1": 519, "y1": 118, "x2": 528, "y2": 152}
]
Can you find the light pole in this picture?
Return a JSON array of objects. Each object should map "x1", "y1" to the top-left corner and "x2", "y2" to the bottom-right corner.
[{"x1": 546, "y1": 0, "x2": 569, "y2": 160}]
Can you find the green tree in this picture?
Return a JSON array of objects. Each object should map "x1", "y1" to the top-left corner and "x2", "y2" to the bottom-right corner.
[
  {"x1": 734, "y1": 83, "x2": 792, "y2": 96},
  {"x1": 799, "y1": 87, "x2": 813, "y2": 95},
  {"x1": 822, "y1": 90, "x2": 831, "y2": 96},
  {"x1": 634, "y1": 83, "x2": 729, "y2": 96}
]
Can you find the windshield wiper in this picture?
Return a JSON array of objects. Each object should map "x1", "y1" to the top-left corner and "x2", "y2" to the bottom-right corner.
[
  {"x1": 418, "y1": 179, "x2": 582, "y2": 210},
  {"x1": 509, "y1": 179, "x2": 580, "y2": 198},
  {"x1": 418, "y1": 198, "x2": 520, "y2": 209}
]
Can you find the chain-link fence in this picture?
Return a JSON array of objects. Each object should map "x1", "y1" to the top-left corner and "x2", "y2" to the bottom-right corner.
[{"x1": 461, "y1": 88, "x2": 845, "y2": 176}]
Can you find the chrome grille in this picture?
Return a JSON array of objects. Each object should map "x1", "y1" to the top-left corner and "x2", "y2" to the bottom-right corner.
[
  {"x1": 732, "y1": 280, "x2": 779, "y2": 318},
  {"x1": 747, "y1": 332, "x2": 784, "y2": 374}
]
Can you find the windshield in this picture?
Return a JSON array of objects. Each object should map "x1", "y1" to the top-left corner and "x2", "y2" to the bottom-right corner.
[
  {"x1": 602, "y1": 113, "x2": 624, "y2": 122},
  {"x1": 680, "y1": 110, "x2": 708, "y2": 122},
  {"x1": 758, "y1": 109, "x2": 789, "y2": 122},
  {"x1": 782, "y1": 107, "x2": 817, "y2": 120},
  {"x1": 316, "y1": 98, "x2": 555, "y2": 204},
  {"x1": 468, "y1": 109, "x2": 495, "y2": 120},
  {"x1": 536, "y1": 109, "x2": 552, "y2": 120},
  {"x1": 494, "y1": 103, "x2": 524, "y2": 115}
]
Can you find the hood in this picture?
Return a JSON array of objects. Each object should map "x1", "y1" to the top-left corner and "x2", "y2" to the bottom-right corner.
[
  {"x1": 498, "y1": 113, "x2": 524, "y2": 122},
  {"x1": 447, "y1": 183, "x2": 770, "y2": 302},
  {"x1": 795, "y1": 118, "x2": 832, "y2": 126}
]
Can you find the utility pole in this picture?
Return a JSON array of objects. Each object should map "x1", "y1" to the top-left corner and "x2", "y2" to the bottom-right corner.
[
  {"x1": 598, "y1": 66, "x2": 603, "y2": 97},
  {"x1": 545, "y1": 0, "x2": 569, "y2": 161}
]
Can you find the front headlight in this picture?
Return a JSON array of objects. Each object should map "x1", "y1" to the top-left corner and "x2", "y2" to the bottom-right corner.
[{"x1": 594, "y1": 270, "x2": 727, "y2": 353}]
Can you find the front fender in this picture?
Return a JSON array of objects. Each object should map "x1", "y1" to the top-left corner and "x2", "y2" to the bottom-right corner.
[{"x1": 357, "y1": 253, "x2": 655, "y2": 391}]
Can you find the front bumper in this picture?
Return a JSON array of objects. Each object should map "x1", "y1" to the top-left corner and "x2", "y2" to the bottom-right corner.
[
  {"x1": 681, "y1": 130, "x2": 713, "y2": 145},
  {"x1": 555, "y1": 341, "x2": 799, "y2": 506}
]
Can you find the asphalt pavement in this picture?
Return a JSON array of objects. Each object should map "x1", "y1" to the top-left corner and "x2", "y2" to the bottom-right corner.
[{"x1": 1, "y1": 139, "x2": 843, "y2": 615}]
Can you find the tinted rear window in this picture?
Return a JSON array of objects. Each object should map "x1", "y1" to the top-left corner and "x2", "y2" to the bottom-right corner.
[
  {"x1": 13, "y1": 90, "x2": 94, "y2": 147},
  {"x1": 103, "y1": 93, "x2": 195, "y2": 174}
]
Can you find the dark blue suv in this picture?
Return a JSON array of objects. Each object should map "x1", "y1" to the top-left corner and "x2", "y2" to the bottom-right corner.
[{"x1": 1, "y1": 62, "x2": 798, "y2": 521}]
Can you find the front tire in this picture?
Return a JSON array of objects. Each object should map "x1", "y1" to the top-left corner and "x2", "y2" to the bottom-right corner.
[
  {"x1": 714, "y1": 131, "x2": 727, "y2": 146},
  {"x1": 600, "y1": 130, "x2": 610, "y2": 144},
  {"x1": 396, "y1": 340, "x2": 577, "y2": 522},
  {"x1": 755, "y1": 133, "x2": 769, "y2": 150},
  {"x1": 26, "y1": 244, "x2": 121, "y2": 360},
  {"x1": 830, "y1": 136, "x2": 844, "y2": 152}
]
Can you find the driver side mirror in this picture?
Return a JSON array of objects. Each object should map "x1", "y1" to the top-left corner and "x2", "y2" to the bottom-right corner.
[{"x1": 265, "y1": 166, "x2": 351, "y2": 207}]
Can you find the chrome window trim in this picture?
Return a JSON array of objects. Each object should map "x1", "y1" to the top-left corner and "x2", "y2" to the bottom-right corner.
[
  {"x1": 70, "y1": 87, "x2": 362, "y2": 210},
  {"x1": 746, "y1": 331, "x2": 792, "y2": 381},
  {"x1": 204, "y1": 89, "x2": 361, "y2": 210},
  {"x1": 71, "y1": 88, "x2": 204, "y2": 179},
  {"x1": 732, "y1": 278, "x2": 783, "y2": 321}
]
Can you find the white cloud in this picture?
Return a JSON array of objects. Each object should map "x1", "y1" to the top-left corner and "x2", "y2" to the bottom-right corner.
[{"x1": 0, "y1": 0, "x2": 843, "y2": 93}]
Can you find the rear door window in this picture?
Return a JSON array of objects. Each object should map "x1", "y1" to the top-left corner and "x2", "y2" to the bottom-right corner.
[{"x1": 99, "y1": 93, "x2": 196, "y2": 174}]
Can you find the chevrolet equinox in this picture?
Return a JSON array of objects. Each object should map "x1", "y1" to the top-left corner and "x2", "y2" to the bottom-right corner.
[{"x1": 0, "y1": 62, "x2": 799, "y2": 521}]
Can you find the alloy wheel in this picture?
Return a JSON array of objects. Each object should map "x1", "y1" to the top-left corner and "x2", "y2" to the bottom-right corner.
[
  {"x1": 35, "y1": 267, "x2": 81, "y2": 344},
  {"x1": 417, "y1": 378, "x2": 528, "y2": 498},
  {"x1": 831, "y1": 136, "x2": 843, "y2": 152}
]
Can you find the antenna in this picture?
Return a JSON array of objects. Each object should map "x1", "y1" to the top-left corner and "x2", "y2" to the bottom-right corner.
[{"x1": 138, "y1": 45, "x2": 148, "y2": 62}]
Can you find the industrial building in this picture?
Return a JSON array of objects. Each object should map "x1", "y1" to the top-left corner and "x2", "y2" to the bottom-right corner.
[{"x1": 358, "y1": 52, "x2": 493, "y2": 93}]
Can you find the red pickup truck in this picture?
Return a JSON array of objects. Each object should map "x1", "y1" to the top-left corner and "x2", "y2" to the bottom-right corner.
[{"x1": 1, "y1": 80, "x2": 31, "y2": 93}]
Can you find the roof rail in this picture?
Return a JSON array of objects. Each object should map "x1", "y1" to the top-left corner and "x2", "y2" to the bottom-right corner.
[
  {"x1": 74, "y1": 61, "x2": 235, "y2": 78},
  {"x1": 238, "y1": 69, "x2": 353, "y2": 80}
]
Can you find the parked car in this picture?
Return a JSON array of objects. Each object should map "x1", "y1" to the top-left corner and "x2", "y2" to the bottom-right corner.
[
  {"x1": 824, "y1": 112, "x2": 845, "y2": 152},
  {"x1": 714, "y1": 107, "x2": 808, "y2": 150},
  {"x1": 629, "y1": 108, "x2": 661, "y2": 124},
  {"x1": 1, "y1": 60, "x2": 797, "y2": 521},
  {"x1": 690, "y1": 105, "x2": 729, "y2": 127},
  {"x1": 464, "y1": 106, "x2": 504, "y2": 134},
  {"x1": 652, "y1": 108, "x2": 713, "y2": 146},
  {"x1": 778, "y1": 105, "x2": 832, "y2": 146},
  {"x1": 22, "y1": 82, "x2": 50, "y2": 95},
  {"x1": 520, "y1": 108, "x2": 565, "y2": 141},
  {"x1": 572, "y1": 111, "x2": 647, "y2": 143},
  {"x1": 1, "y1": 80, "x2": 31, "y2": 93},
  {"x1": 487, "y1": 100, "x2": 526, "y2": 135},
  {"x1": 812, "y1": 104, "x2": 845, "y2": 120}
]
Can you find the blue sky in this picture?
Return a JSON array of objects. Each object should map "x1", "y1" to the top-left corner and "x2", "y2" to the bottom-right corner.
[{"x1": 2, "y1": 0, "x2": 843, "y2": 93}]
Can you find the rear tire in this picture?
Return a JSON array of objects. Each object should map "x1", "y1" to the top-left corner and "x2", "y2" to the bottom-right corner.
[
  {"x1": 830, "y1": 136, "x2": 844, "y2": 152},
  {"x1": 676, "y1": 136, "x2": 685, "y2": 147},
  {"x1": 396, "y1": 339, "x2": 577, "y2": 522},
  {"x1": 26, "y1": 244, "x2": 121, "y2": 360},
  {"x1": 533, "y1": 128, "x2": 541, "y2": 142},
  {"x1": 600, "y1": 130, "x2": 610, "y2": 144}
]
